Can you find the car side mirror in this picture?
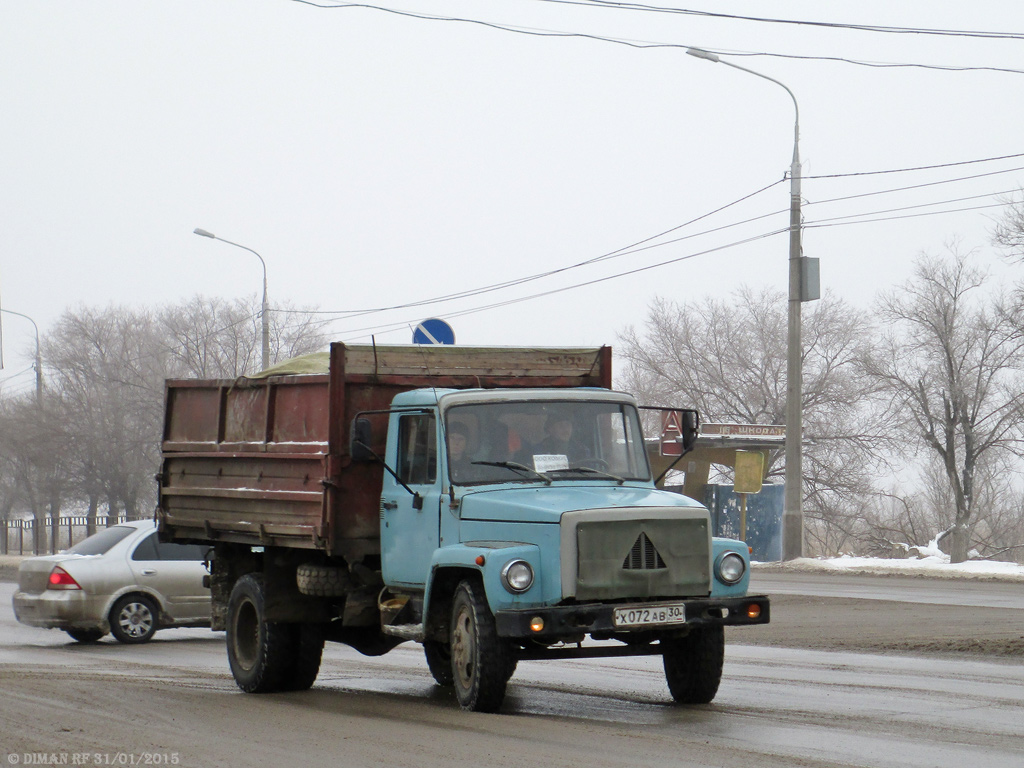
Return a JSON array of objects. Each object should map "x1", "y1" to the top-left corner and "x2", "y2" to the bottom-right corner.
[{"x1": 350, "y1": 417, "x2": 375, "y2": 462}]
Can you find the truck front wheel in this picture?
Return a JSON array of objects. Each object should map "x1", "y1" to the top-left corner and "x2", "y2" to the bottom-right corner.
[
  {"x1": 424, "y1": 640, "x2": 454, "y2": 686},
  {"x1": 227, "y1": 573, "x2": 294, "y2": 693},
  {"x1": 449, "y1": 580, "x2": 512, "y2": 712},
  {"x1": 662, "y1": 625, "x2": 725, "y2": 704}
]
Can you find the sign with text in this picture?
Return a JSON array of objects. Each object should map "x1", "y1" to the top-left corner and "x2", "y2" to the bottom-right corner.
[{"x1": 702, "y1": 423, "x2": 785, "y2": 438}]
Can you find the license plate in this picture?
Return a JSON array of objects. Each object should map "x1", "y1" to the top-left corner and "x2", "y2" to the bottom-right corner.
[{"x1": 613, "y1": 602, "x2": 686, "y2": 628}]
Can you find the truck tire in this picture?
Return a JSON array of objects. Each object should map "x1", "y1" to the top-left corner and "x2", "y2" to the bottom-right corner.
[
  {"x1": 423, "y1": 640, "x2": 454, "y2": 687},
  {"x1": 283, "y1": 623, "x2": 325, "y2": 691},
  {"x1": 227, "y1": 573, "x2": 294, "y2": 693},
  {"x1": 662, "y1": 625, "x2": 725, "y2": 704},
  {"x1": 449, "y1": 579, "x2": 513, "y2": 712},
  {"x1": 296, "y1": 563, "x2": 350, "y2": 597}
]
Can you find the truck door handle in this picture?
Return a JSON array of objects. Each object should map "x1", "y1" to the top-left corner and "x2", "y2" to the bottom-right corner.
[
  {"x1": 141, "y1": 569, "x2": 157, "y2": 576},
  {"x1": 381, "y1": 501, "x2": 398, "y2": 511}
]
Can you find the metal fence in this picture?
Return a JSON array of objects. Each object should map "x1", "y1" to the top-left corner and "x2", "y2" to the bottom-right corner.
[{"x1": 0, "y1": 515, "x2": 132, "y2": 556}]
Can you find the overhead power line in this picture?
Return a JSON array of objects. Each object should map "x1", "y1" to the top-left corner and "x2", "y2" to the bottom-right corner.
[
  {"x1": 334, "y1": 226, "x2": 790, "y2": 340},
  {"x1": 331, "y1": 191, "x2": 1022, "y2": 341},
  {"x1": 806, "y1": 152, "x2": 1024, "y2": 180},
  {"x1": 275, "y1": 176, "x2": 786, "y2": 319},
  {"x1": 290, "y1": 2, "x2": 1024, "y2": 74},
  {"x1": 276, "y1": 151, "x2": 1024, "y2": 324},
  {"x1": 532, "y1": 0, "x2": 1024, "y2": 41}
]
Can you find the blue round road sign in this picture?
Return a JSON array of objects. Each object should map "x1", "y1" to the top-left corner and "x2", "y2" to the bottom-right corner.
[{"x1": 412, "y1": 318, "x2": 455, "y2": 345}]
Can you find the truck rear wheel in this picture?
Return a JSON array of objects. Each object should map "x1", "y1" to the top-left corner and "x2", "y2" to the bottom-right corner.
[
  {"x1": 283, "y1": 622, "x2": 325, "y2": 691},
  {"x1": 449, "y1": 580, "x2": 512, "y2": 712},
  {"x1": 227, "y1": 574, "x2": 294, "y2": 693},
  {"x1": 662, "y1": 625, "x2": 725, "y2": 704}
]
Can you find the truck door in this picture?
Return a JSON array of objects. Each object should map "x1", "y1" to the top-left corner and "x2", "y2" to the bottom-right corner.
[{"x1": 380, "y1": 411, "x2": 442, "y2": 588}]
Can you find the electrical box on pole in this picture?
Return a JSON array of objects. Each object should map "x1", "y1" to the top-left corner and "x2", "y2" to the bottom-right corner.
[{"x1": 800, "y1": 257, "x2": 820, "y2": 302}]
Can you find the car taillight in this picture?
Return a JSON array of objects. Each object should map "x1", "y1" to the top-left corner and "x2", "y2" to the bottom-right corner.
[{"x1": 47, "y1": 566, "x2": 82, "y2": 590}]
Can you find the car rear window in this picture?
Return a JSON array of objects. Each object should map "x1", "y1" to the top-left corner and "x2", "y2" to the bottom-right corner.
[{"x1": 66, "y1": 525, "x2": 137, "y2": 556}]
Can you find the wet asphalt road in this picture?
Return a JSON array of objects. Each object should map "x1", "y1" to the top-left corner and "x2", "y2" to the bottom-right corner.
[
  {"x1": 751, "y1": 570, "x2": 1024, "y2": 609},
  {"x1": 2, "y1": 579, "x2": 1023, "y2": 767}
]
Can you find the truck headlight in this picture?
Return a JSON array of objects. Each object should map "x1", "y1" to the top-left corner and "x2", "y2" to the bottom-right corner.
[
  {"x1": 500, "y1": 560, "x2": 534, "y2": 593},
  {"x1": 715, "y1": 551, "x2": 746, "y2": 585}
]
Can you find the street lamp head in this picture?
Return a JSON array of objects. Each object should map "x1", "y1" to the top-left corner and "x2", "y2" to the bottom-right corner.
[
  {"x1": 193, "y1": 228, "x2": 216, "y2": 238},
  {"x1": 686, "y1": 47, "x2": 721, "y2": 63}
]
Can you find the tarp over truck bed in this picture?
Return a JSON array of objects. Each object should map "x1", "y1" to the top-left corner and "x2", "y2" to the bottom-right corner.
[{"x1": 158, "y1": 343, "x2": 611, "y2": 561}]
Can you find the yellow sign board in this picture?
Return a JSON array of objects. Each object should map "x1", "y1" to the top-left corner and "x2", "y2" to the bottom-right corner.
[{"x1": 734, "y1": 451, "x2": 764, "y2": 494}]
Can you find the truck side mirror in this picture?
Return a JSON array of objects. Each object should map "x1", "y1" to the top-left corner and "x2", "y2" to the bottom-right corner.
[
  {"x1": 350, "y1": 417, "x2": 374, "y2": 462},
  {"x1": 681, "y1": 409, "x2": 700, "y2": 453}
]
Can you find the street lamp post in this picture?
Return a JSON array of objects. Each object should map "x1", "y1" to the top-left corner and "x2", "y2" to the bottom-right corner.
[
  {"x1": 0, "y1": 308, "x2": 43, "y2": 403},
  {"x1": 686, "y1": 47, "x2": 805, "y2": 560},
  {"x1": 193, "y1": 228, "x2": 271, "y2": 372}
]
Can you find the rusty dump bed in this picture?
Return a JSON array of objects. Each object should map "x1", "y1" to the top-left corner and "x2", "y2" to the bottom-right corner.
[{"x1": 158, "y1": 342, "x2": 611, "y2": 560}]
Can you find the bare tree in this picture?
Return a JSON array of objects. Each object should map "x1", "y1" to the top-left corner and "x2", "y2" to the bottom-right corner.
[
  {"x1": 861, "y1": 247, "x2": 1024, "y2": 563},
  {"x1": 42, "y1": 305, "x2": 170, "y2": 521},
  {"x1": 992, "y1": 190, "x2": 1024, "y2": 263},
  {"x1": 618, "y1": 286, "x2": 882, "y2": 555},
  {"x1": 160, "y1": 296, "x2": 328, "y2": 378},
  {"x1": 0, "y1": 296, "x2": 327, "y2": 550},
  {"x1": 0, "y1": 394, "x2": 71, "y2": 553}
]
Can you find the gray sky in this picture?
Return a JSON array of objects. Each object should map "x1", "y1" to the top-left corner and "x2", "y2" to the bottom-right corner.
[{"x1": 1, "y1": 1, "x2": 1022, "y2": 394}]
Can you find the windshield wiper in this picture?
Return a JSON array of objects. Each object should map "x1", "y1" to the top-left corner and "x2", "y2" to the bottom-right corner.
[
  {"x1": 471, "y1": 460, "x2": 552, "y2": 485},
  {"x1": 547, "y1": 466, "x2": 626, "y2": 485}
]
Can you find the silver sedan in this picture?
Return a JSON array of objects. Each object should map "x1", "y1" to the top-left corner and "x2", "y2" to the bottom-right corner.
[{"x1": 12, "y1": 520, "x2": 210, "y2": 644}]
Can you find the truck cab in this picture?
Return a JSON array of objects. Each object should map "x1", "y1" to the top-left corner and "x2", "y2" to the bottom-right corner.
[{"x1": 374, "y1": 387, "x2": 767, "y2": 710}]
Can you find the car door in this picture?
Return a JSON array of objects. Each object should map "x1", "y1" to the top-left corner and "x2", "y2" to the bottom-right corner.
[{"x1": 128, "y1": 533, "x2": 210, "y2": 622}]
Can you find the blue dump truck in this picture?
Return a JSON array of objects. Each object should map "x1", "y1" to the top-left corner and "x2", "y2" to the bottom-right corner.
[{"x1": 157, "y1": 343, "x2": 769, "y2": 712}]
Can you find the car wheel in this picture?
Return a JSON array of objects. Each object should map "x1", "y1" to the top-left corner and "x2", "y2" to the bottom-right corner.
[
  {"x1": 110, "y1": 595, "x2": 159, "y2": 644},
  {"x1": 449, "y1": 579, "x2": 512, "y2": 712},
  {"x1": 226, "y1": 573, "x2": 294, "y2": 693},
  {"x1": 66, "y1": 628, "x2": 106, "y2": 644},
  {"x1": 662, "y1": 625, "x2": 724, "y2": 704}
]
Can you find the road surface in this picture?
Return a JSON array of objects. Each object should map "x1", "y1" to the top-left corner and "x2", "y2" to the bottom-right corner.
[
  {"x1": 2, "y1": 578, "x2": 1022, "y2": 768},
  {"x1": 751, "y1": 570, "x2": 1024, "y2": 609}
]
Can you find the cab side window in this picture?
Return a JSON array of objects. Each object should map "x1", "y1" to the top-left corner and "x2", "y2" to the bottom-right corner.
[{"x1": 397, "y1": 414, "x2": 437, "y2": 485}]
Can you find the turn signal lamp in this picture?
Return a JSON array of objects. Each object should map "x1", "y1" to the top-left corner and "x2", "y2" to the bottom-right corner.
[
  {"x1": 746, "y1": 603, "x2": 761, "y2": 620},
  {"x1": 47, "y1": 566, "x2": 82, "y2": 590},
  {"x1": 529, "y1": 617, "x2": 545, "y2": 633},
  {"x1": 475, "y1": 555, "x2": 485, "y2": 566}
]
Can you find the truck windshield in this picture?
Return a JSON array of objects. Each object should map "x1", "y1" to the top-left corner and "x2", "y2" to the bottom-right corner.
[{"x1": 445, "y1": 400, "x2": 651, "y2": 485}]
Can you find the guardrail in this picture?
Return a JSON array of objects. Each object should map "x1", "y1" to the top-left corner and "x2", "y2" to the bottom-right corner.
[{"x1": 0, "y1": 515, "x2": 132, "y2": 556}]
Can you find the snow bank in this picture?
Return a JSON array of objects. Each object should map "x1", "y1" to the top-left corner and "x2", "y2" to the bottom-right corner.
[{"x1": 755, "y1": 554, "x2": 1024, "y2": 581}]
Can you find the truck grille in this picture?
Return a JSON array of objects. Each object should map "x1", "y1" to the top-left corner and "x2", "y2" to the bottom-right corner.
[
  {"x1": 623, "y1": 532, "x2": 666, "y2": 570},
  {"x1": 564, "y1": 508, "x2": 711, "y2": 601}
]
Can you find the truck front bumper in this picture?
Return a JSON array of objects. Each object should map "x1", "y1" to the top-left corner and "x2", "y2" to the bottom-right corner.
[{"x1": 495, "y1": 594, "x2": 770, "y2": 641}]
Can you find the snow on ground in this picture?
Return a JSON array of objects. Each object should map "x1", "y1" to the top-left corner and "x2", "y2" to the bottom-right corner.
[{"x1": 755, "y1": 554, "x2": 1024, "y2": 581}]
